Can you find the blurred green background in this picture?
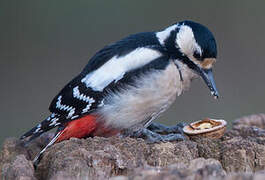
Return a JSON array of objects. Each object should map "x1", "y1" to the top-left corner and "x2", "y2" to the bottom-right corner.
[{"x1": 1, "y1": 0, "x2": 265, "y2": 145}]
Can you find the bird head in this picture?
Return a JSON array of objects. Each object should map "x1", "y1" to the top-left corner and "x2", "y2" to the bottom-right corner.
[{"x1": 157, "y1": 20, "x2": 219, "y2": 99}]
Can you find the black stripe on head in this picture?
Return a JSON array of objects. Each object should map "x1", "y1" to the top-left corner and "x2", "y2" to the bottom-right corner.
[
  {"x1": 163, "y1": 27, "x2": 179, "y2": 53},
  {"x1": 179, "y1": 56, "x2": 199, "y2": 72}
]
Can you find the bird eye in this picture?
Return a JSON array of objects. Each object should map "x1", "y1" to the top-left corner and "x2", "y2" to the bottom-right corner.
[{"x1": 193, "y1": 51, "x2": 202, "y2": 61}]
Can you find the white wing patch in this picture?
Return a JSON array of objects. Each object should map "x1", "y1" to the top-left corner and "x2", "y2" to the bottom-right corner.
[
  {"x1": 73, "y1": 86, "x2": 95, "y2": 113},
  {"x1": 56, "y1": 96, "x2": 75, "y2": 118},
  {"x1": 81, "y1": 47, "x2": 162, "y2": 91}
]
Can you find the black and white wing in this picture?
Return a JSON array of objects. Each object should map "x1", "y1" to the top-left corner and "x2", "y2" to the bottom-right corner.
[
  {"x1": 49, "y1": 32, "x2": 166, "y2": 119},
  {"x1": 21, "y1": 32, "x2": 169, "y2": 141}
]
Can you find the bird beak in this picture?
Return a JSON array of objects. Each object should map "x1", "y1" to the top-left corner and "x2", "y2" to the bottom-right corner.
[{"x1": 199, "y1": 68, "x2": 219, "y2": 99}]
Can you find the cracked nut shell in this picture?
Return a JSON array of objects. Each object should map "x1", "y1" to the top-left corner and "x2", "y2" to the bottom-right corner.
[{"x1": 183, "y1": 118, "x2": 227, "y2": 139}]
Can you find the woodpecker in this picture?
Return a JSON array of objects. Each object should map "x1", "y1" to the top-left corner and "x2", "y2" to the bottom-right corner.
[{"x1": 21, "y1": 20, "x2": 219, "y2": 163}]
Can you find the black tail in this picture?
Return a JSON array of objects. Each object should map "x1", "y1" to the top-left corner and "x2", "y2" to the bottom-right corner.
[{"x1": 20, "y1": 113, "x2": 64, "y2": 143}]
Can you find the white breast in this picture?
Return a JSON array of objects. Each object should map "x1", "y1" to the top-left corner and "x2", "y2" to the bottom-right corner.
[{"x1": 97, "y1": 61, "x2": 193, "y2": 130}]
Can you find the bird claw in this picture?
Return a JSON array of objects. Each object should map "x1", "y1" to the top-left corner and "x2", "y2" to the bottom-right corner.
[
  {"x1": 127, "y1": 122, "x2": 187, "y2": 143},
  {"x1": 147, "y1": 122, "x2": 186, "y2": 135}
]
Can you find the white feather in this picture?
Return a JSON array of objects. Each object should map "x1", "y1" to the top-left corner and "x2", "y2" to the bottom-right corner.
[
  {"x1": 49, "y1": 118, "x2": 59, "y2": 126},
  {"x1": 156, "y1": 24, "x2": 178, "y2": 45},
  {"x1": 33, "y1": 131, "x2": 63, "y2": 164},
  {"x1": 56, "y1": 96, "x2": 75, "y2": 118},
  {"x1": 98, "y1": 61, "x2": 181, "y2": 129},
  {"x1": 98, "y1": 60, "x2": 198, "y2": 130},
  {"x1": 176, "y1": 25, "x2": 202, "y2": 57},
  {"x1": 81, "y1": 47, "x2": 162, "y2": 91},
  {"x1": 73, "y1": 86, "x2": 95, "y2": 113},
  {"x1": 73, "y1": 86, "x2": 95, "y2": 103}
]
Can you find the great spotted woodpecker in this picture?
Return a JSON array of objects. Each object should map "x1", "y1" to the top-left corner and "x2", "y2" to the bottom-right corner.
[{"x1": 21, "y1": 20, "x2": 219, "y2": 163}]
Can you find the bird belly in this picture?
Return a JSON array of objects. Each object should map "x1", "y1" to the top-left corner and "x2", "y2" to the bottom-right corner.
[{"x1": 98, "y1": 62, "x2": 183, "y2": 130}]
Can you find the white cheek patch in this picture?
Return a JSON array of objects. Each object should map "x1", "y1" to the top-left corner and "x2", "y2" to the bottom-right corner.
[
  {"x1": 176, "y1": 25, "x2": 202, "y2": 57},
  {"x1": 81, "y1": 48, "x2": 162, "y2": 91},
  {"x1": 156, "y1": 24, "x2": 178, "y2": 45}
]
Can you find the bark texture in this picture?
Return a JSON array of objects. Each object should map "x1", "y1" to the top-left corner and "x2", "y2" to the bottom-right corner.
[{"x1": 1, "y1": 114, "x2": 265, "y2": 180}]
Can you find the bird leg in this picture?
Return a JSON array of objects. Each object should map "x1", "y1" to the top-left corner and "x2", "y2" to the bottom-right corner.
[
  {"x1": 125, "y1": 122, "x2": 187, "y2": 143},
  {"x1": 147, "y1": 122, "x2": 186, "y2": 135}
]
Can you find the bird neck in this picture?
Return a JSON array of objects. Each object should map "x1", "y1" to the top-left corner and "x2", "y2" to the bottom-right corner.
[{"x1": 174, "y1": 60, "x2": 199, "y2": 92}]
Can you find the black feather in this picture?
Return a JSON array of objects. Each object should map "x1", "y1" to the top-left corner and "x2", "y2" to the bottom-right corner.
[
  {"x1": 180, "y1": 20, "x2": 217, "y2": 58},
  {"x1": 49, "y1": 32, "x2": 166, "y2": 118},
  {"x1": 20, "y1": 113, "x2": 64, "y2": 143},
  {"x1": 22, "y1": 31, "x2": 172, "y2": 141},
  {"x1": 81, "y1": 32, "x2": 161, "y2": 74}
]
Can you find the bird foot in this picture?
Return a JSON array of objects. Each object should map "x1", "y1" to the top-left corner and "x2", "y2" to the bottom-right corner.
[
  {"x1": 126, "y1": 122, "x2": 187, "y2": 143},
  {"x1": 147, "y1": 122, "x2": 186, "y2": 135}
]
